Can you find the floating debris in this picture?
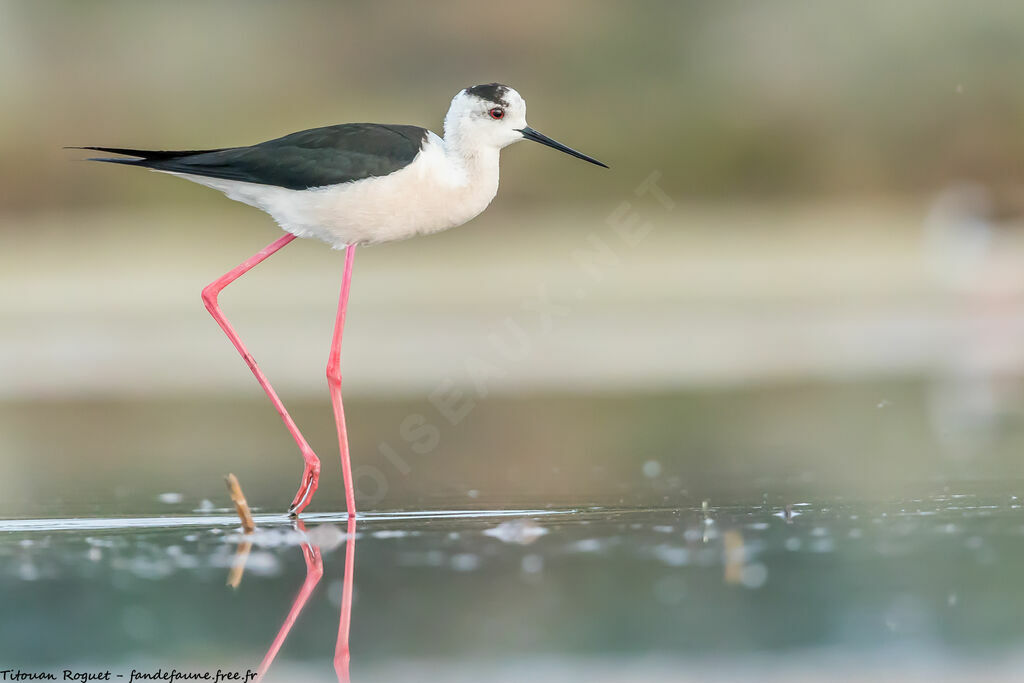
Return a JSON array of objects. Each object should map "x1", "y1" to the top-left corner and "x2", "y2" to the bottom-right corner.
[
  {"x1": 740, "y1": 562, "x2": 768, "y2": 589},
  {"x1": 483, "y1": 519, "x2": 548, "y2": 545},
  {"x1": 224, "y1": 527, "x2": 306, "y2": 548},
  {"x1": 653, "y1": 544, "x2": 689, "y2": 567},
  {"x1": 450, "y1": 553, "x2": 480, "y2": 572},
  {"x1": 157, "y1": 492, "x2": 183, "y2": 504},
  {"x1": 570, "y1": 539, "x2": 604, "y2": 553},
  {"x1": 306, "y1": 524, "x2": 348, "y2": 551},
  {"x1": 521, "y1": 554, "x2": 544, "y2": 574},
  {"x1": 810, "y1": 537, "x2": 836, "y2": 553},
  {"x1": 371, "y1": 529, "x2": 411, "y2": 539}
]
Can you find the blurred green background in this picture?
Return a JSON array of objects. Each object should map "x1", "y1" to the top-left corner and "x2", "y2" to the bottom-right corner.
[
  {"x1": 5, "y1": 3, "x2": 1024, "y2": 680},
  {"x1": 5, "y1": 0, "x2": 1024, "y2": 207},
  {"x1": 1, "y1": 0, "x2": 1023, "y2": 513}
]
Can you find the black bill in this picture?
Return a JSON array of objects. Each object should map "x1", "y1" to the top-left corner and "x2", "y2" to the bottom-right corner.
[{"x1": 518, "y1": 127, "x2": 608, "y2": 168}]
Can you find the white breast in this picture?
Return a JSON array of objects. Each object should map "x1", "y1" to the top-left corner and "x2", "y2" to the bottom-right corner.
[{"x1": 167, "y1": 132, "x2": 500, "y2": 249}]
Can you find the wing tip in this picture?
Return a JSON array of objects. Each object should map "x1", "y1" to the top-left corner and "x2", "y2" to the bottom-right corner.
[
  {"x1": 66, "y1": 146, "x2": 148, "y2": 162},
  {"x1": 65, "y1": 146, "x2": 227, "y2": 162},
  {"x1": 86, "y1": 157, "x2": 144, "y2": 165}
]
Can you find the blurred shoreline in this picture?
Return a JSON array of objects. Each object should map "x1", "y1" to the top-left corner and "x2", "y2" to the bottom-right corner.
[{"x1": 3, "y1": 202, "x2": 1023, "y2": 398}]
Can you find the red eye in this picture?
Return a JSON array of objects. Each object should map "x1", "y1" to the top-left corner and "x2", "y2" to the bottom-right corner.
[{"x1": 489, "y1": 107, "x2": 505, "y2": 120}]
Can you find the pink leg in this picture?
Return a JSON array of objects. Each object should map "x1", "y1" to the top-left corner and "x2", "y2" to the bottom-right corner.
[
  {"x1": 257, "y1": 521, "x2": 324, "y2": 680},
  {"x1": 327, "y1": 245, "x2": 357, "y2": 518},
  {"x1": 201, "y1": 233, "x2": 321, "y2": 515},
  {"x1": 334, "y1": 516, "x2": 357, "y2": 683}
]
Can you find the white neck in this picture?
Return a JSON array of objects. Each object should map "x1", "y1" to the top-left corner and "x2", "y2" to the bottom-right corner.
[
  {"x1": 442, "y1": 129, "x2": 498, "y2": 162},
  {"x1": 440, "y1": 128, "x2": 500, "y2": 190}
]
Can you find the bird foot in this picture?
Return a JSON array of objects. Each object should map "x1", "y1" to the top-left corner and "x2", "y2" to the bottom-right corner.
[{"x1": 288, "y1": 461, "x2": 320, "y2": 517}]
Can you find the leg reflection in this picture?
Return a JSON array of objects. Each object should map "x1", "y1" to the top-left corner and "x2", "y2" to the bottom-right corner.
[
  {"x1": 257, "y1": 521, "x2": 324, "y2": 678},
  {"x1": 334, "y1": 516, "x2": 357, "y2": 682},
  {"x1": 254, "y1": 518, "x2": 357, "y2": 682}
]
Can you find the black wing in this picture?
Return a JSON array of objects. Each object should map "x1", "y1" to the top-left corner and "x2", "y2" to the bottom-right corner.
[{"x1": 76, "y1": 123, "x2": 429, "y2": 190}]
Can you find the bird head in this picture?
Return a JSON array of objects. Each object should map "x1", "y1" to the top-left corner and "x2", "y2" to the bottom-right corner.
[{"x1": 444, "y1": 83, "x2": 607, "y2": 168}]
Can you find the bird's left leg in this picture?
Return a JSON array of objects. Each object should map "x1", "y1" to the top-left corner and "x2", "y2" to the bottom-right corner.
[{"x1": 326, "y1": 245, "x2": 357, "y2": 519}]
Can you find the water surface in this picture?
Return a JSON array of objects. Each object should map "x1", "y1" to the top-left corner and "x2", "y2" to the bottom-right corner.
[{"x1": 2, "y1": 386, "x2": 1023, "y2": 680}]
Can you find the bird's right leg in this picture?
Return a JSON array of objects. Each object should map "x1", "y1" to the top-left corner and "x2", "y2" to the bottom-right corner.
[{"x1": 201, "y1": 233, "x2": 321, "y2": 516}]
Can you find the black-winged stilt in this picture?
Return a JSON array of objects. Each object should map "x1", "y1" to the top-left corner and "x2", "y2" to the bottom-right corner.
[{"x1": 74, "y1": 83, "x2": 607, "y2": 518}]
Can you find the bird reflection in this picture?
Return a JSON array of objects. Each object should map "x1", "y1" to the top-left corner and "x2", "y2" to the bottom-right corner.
[
  {"x1": 923, "y1": 182, "x2": 1024, "y2": 457},
  {"x1": 253, "y1": 518, "x2": 357, "y2": 682}
]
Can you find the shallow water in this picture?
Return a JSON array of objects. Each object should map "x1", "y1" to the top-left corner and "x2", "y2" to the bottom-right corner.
[
  {"x1": 3, "y1": 496, "x2": 1024, "y2": 681},
  {"x1": 2, "y1": 385, "x2": 1024, "y2": 680},
  {"x1": 3, "y1": 378, "x2": 1024, "y2": 519}
]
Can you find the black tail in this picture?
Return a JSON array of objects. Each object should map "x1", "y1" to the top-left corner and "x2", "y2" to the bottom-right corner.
[{"x1": 66, "y1": 146, "x2": 228, "y2": 165}]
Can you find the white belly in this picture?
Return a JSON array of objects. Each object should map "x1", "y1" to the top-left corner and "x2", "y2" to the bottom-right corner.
[{"x1": 167, "y1": 134, "x2": 499, "y2": 249}]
